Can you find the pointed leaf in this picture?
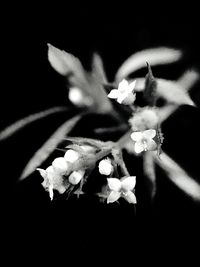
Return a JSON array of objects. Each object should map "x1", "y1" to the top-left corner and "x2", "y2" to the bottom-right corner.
[
  {"x1": 19, "y1": 114, "x2": 83, "y2": 180},
  {"x1": 48, "y1": 44, "x2": 86, "y2": 80},
  {"x1": 115, "y1": 47, "x2": 182, "y2": 82},
  {"x1": 144, "y1": 63, "x2": 157, "y2": 106},
  {"x1": 0, "y1": 106, "x2": 67, "y2": 141},
  {"x1": 134, "y1": 78, "x2": 195, "y2": 106},
  {"x1": 153, "y1": 152, "x2": 200, "y2": 201}
]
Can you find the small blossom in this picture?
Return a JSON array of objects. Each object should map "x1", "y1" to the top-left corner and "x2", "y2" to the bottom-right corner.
[
  {"x1": 131, "y1": 129, "x2": 157, "y2": 154},
  {"x1": 108, "y1": 79, "x2": 136, "y2": 105},
  {"x1": 52, "y1": 157, "x2": 69, "y2": 175},
  {"x1": 68, "y1": 87, "x2": 93, "y2": 107},
  {"x1": 98, "y1": 158, "x2": 113, "y2": 176},
  {"x1": 64, "y1": 149, "x2": 80, "y2": 163},
  {"x1": 37, "y1": 166, "x2": 66, "y2": 200},
  {"x1": 107, "y1": 176, "x2": 136, "y2": 204},
  {"x1": 129, "y1": 108, "x2": 158, "y2": 131},
  {"x1": 68, "y1": 170, "x2": 85, "y2": 185}
]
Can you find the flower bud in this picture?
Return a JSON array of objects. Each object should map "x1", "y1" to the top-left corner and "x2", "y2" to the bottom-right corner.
[
  {"x1": 64, "y1": 149, "x2": 79, "y2": 163},
  {"x1": 68, "y1": 170, "x2": 85, "y2": 185},
  {"x1": 98, "y1": 158, "x2": 113, "y2": 176},
  {"x1": 52, "y1": 157, "x2": 69, "y2": 175},
  {"x1": 129, "y1": 108, "x2": 158, "y2": 131}
]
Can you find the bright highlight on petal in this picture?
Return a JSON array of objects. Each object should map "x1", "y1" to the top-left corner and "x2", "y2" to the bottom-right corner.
[
  {"x1": 107, "y1": 178, "x2": 121, "y2": 191},
  {"x1": 121, "y1": 176, "x2": 136, "y2": 191},
  {"x1": 107, "y1": 191, "x2": 121, "y2": 203},
  {"x1": 143, "y1": 129, "x2": 156, "y2": 139}
]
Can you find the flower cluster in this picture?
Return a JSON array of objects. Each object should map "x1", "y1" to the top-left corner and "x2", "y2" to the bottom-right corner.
[
  {"x1": 37, "y1": 149, "x2": 85, "y2": 200},
  {"x1": 1, "y1": 44, "x2": 198, "y2": 206}
]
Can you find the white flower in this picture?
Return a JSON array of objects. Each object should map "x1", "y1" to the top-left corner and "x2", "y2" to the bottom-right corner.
[
  {"x1": 68, "y1": 87, "x2": 93, "y2": 107},
  {"x1": 37, "y1": 166, "x2": 66, "y2": 200},
  {"x1": 107, "y1": 176, "x2": 136, "y2": 204},
  {"x1": 108, "y1": 79, "x2": 136, "y2": 105},
  {"x1": 68, "y1": 170, "x2": 85, "y2": 185},
  {"x1": 98, "y1": 158, "x2": 113, "y2": 176},
  {"x1": 131, "y1": 129, "x2": 157, "y2": 154},
  {"x1": 64, "y1": 149, "x2": 80, "y2": 163},
  {"x1": 52, "y1": 157, "x2": 69, "y2": 175},
  {"x1": 129, "y1": 108, "x2": 158, "y2": 131}
]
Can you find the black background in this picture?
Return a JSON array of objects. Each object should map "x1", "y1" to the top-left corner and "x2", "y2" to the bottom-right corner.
[{"x1": 1, "y1": 5, "x2": 200, "y2": 265}]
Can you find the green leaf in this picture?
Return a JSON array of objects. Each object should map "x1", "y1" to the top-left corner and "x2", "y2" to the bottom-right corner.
[
  {"x1": 115, "y1": 47, "x2": 182, "y2": 83},
  {"x1": 0, "y1": 106, "x2": 67, "y2": 141},
  {"x1": 19, "y1": 114, "x2": 83, "y2": 180},
  {"x1": 153, "y1": 152, "x2": 200, "y2": 202}
]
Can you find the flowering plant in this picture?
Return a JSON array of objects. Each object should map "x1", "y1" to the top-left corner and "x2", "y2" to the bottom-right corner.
[{"x1": 1, "y1": 45, "x2": 200, "y2": 207}]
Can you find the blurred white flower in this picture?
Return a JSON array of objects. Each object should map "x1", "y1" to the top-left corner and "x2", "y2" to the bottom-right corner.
[
  {"x1": 129, "y1": 108, "x2": 158, "y2": 131},
  {"x1": 64, "y1": 149, "x2": 80, "y2": 163},
  {"x1": 107, "y1": 176, "x2": 136, "y2": 204},
  {"x1": 108, "y1": 79, "x2": 136, "y2": 105},
  {"x1": 69, "y1": 87, "x2": 93, "y2": 107},
  {"x1": 52, "y1": 157, "x2": 69, "y2": 175},
  {"x1": 131, "y1": 129, "x2": 157, "y2": 154},
  {"x1": 68, "y1": 170, "x2": 85, "y2": 185},
  {"x1": 98, "y1": 158, "x2": 113, "y2": 176}
]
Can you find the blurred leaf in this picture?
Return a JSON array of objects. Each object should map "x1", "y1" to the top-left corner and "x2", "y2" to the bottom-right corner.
[
  {"x1": 178, "y1": 69, "x2": 199, "y2": 92},
  {"x1": 153, "y1": 152, "x2": 200, "y2": 202},
  {"x1": 143, "y1": 152, "x2": 156, "y2": 199},
  {"x1": 135, "y1": 78, "x2": 195, "y2": 106},
  {"x1": 0, "y1": 106, "x2": 67, "y2": 141},
  {"x1": 48, "y1": 44, "x2": 112, "y2": 113},
  {"x1": 115, "y1": 47, "x2": 182, "y2": 82},
  {"x1": 19, "y1": 114, "x2": 83, "y2": 180},
  {"x1": 48, "y1": 43, "x2": 86, "y2": 80},
  {"x1": 65, "y1": 136, "x2": 106, "y2": 148},
  {"x1": 92, "y1": 53, "x2": 107, "y2": 84},
  {"x1": 144, "y1": 63, "x2": 157, "y2": 106}
]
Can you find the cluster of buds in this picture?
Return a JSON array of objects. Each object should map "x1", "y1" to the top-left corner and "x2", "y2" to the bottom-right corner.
[{"x1": 37, "y1": 149, "x2": 85, "y2": 200}]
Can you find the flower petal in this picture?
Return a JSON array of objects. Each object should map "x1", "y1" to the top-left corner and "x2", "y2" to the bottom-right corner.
[
  {"x1": 107, "y1": 178, "x2": 121, "y2": 191},
  {"x1": 107, "y1": 191, "x2": 121, "y2": 203},
  {"x1": 117, "y1": 93, "x2": 127, "y2": 104},
  {"x1": 118, "y1": 79, "x2": 129, "y2": 92},
  {"x1": 134, "y1": 141, "x2": 144, "y2": 154},
  {"x1": 143, "y1": 129, "x2": 156, "y2": 139},
  {"x1": 131, "y1": 131, "x2": 143, "y2": 141},
  {"x1": 128, "y1": 80, "x2": 136, "y2": 92},
  {"x1": 124, "y1": 191, "x2": 137, "y2": 204},
  {"x1": 146, "y1": 139, "x2": 157, "y2": 151},
  {"x1": 108, "y1": 89, "x2": 119, "y2": 99},
  {"x1": 121, "y1": 176, "x2": 136, "y2": 191},
  {"x1": 36, "y1": 168, "x2": 47, "y2": 179}
]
